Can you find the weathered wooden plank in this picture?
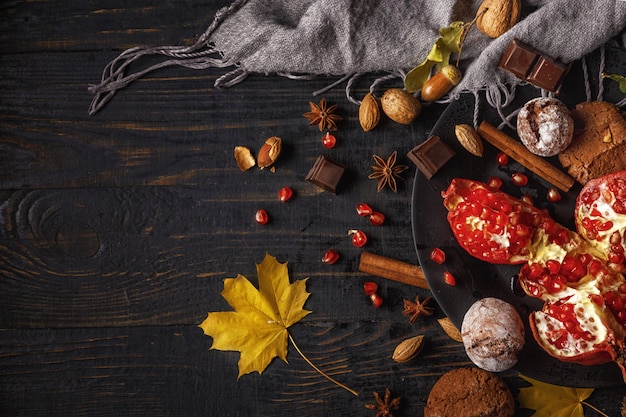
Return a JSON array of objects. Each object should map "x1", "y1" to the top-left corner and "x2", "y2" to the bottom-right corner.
[
  {"x1": 0, "y1": 322, "x2": 529, "y2": 417},
  {"x1": 0, "y1": 184, "x2": 424, "y2": 328},
  {"x1": 2, "y1": 325, "x2": 623, "y2": 417},
  {"x1": 0, "y1": 48, "x2": 441, "y2": 189},
  {"x1": 0, "y1": 0, "x2": 231, "y2": 54}
]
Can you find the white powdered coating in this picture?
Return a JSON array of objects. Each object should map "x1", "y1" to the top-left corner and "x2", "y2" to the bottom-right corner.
[
  {"x1": 461, "y1": 297, "x2": 525, "y2": 372},
  {"x1": 517, "y1": 97, "x2": 574, "y2": 157}
]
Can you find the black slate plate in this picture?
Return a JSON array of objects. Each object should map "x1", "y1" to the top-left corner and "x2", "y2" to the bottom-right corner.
[{"x1": 411, "y1": 46, "x2": 626, "y2": 387}]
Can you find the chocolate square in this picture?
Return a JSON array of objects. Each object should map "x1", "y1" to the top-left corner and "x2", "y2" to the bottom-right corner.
[
  {"x1": 498, "y1": 39, "x2": 539, "y2": 80},
  {"x1": 527, "y1": 55, "x2": 569, "y2": 93},
  {"x1": 305, "y1": 155, "x2": 346, "y2": 194},
  {"x1": 407, "y1": 136, "x2": 455, "y2": 179}
]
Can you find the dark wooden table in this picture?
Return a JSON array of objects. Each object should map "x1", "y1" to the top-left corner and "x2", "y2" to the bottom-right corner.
[{"x1": 1, "y1": 1, "x2": 624, "y2": 416}]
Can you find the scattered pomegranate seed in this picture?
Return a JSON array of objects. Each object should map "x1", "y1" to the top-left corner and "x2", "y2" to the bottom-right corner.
[
  {"x1": 255, "y1": 209, "x2": 269, "y2": 225},
  {"x1": 443, "y1": 271, "x2": 456, "y2": 286},
  {"x1": 322, "y1": 132, "x2": 337, "y2": 149},
  {"x1": 521, "y1": 194, "x2": 534, "y2": 205},
  {"x1": 512, "y1": 172, "x2": 529, "y2": 186},
  {"x1": 278, "y1": 186, "x2": 294, "y2": 202},
  {"x1": 430, "y1": 247, "x2": 446, "y2": 264},
  {"x1": 363, "y1": 281, "x2": 378, "y2": 295},
  {"x1": 349, "y1": 229, "x2": 368, "y2": 247},
  {"x1": 487, "y1": 176, "x2": 503, "y2": 190},
  {"x1": 356, "y1": 203, "x2": 373, "y2": 217},
  {"x1": 369, "y1": 292, "x2": 383, "y2": 308},
  {"x1": 546, "y1": 187, "x2": 562, "y2": 203},
  {"x1": 496, "y1": 152, "x2": 509, "y2": 166},
  {"x1": 369, "y1": 211, "x2": 385, "y2": 226},
  {"x1": 321, "y1": 249, "x2": 340, "y2": 264}
]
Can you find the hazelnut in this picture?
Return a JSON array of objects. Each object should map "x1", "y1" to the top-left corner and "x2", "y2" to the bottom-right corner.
[{"x1": 380, "y1": 88, "x2": 421, "y2": 125}]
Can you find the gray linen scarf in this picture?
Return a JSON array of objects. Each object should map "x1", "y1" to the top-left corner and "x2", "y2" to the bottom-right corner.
[{"x1": 88, "y1": 0, "x2": 626, "y2": 116}]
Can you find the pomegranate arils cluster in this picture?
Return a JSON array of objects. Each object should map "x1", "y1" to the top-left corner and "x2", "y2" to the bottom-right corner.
[
  {"x1": 355, "y1": 203, "x2": 385, "y2": 226},
  {"x1": 363, "y1": 281, "x2": 383, "y2": 308}
]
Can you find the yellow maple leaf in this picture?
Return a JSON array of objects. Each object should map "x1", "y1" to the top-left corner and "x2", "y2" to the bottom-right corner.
[
  {"x1": 518, "y1": 375, "x2": 608, "y2": 417},
  {"x1": 199, "y1": 253, "x2": 357, "y2": 395}
]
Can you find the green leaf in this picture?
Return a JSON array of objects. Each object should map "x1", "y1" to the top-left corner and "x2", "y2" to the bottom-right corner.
[
  {"x1": 404, "y1": 57, "x2": 435, "y2": 94},
  {"x1": 602, "y1": 72, "x2": 626, "y2": 93},
  {"x1": 404, "y1": 21, "x2": 466, "y2": 93}
]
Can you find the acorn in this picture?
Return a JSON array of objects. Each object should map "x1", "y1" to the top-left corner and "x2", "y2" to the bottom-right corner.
[{"x1": 421, "y1": 65, "x2": 462, "y2": 102}]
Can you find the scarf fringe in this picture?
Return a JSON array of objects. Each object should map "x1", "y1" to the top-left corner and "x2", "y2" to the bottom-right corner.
[{"x1": 87, "y1": 0, "x2": 248, "y2": 115}]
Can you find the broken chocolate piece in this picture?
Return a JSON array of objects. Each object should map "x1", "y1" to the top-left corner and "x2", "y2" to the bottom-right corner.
[
  {"x1": 305, "y1": 155, "x2": 346, "y2": 193},
  {"x1": 407, "y1": 136, "x2": 456, "y2": 179},
  {"x1": 526, "y1": 55, "x2": 569, "y2": 93},
  {"x1": 498, "y1": 39, "x2": 539, "y2": 79},
  {"x1": 498, "y1": 38, "x2": 569, "y2": 93}
]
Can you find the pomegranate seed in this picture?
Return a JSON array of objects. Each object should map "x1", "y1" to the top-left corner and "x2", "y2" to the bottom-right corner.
[
  {"x1": 589, "y1": 293, "x2": 604, "y2": 306},
  {"x1": 255, "y1": 209, "x2": 269, "y2": 225},
  {"x1": 521, "y1": 194, "x2": 534, "y2": 205},
  {"x1": 369, "y1": 211, "x2": 385, "y2": 226},
  {"x1": 546, "y1": 187, "x2": 562, "y2": 203},
  {"x1": 278, "y1": 186, "x2": 294, "y2": 202},
  {"x1": 610, "y1": 231, "x2": 623, "y2": 245},
  {"x1": 608, "y1": 250, "x2": 625, "y2": 265},
  {"x1": 430, "y1": 247, "x2": 446, "y2": 264},
  {"x1": 321, "y1": 249, "x2": 340, "y2": 264},
  {"x1": 496, "y1": 152, "x2": 509, "y2": 166},
  {"x1": 618, "y1": 283, "x2": 626, "y2": 294},
  {"x1": 487, "y1": 176, "x2": 503, "y2": 190},
  {"x1": 512, "y1": 172, "x2": 529, "y2": 186},
  {"x1": 546, "y1": 259, "x2": 561, "y2": 274},
  {"x1": 356, "y1": 203, "x2": 373, "y2": 217},
  {"x1": 349, "y1": 229, "x2": 368, "y2": 247},
  {"x1": 322, "y1": 132, "x2": 337, "y2": 149},
  {"x1": 369, "y1": 293, "x2": 383, "y2": 308},
  {"x1": 443, "y1": 271, "x2": 456, "y2": 286},
  {"x1": 363, "y1": 281, "x2": 378, "y2": 295}
]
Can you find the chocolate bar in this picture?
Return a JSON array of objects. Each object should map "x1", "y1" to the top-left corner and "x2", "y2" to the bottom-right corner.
[
  {"x1": 305, "y1": 155, "x2": 346, "y2": 193},
  {"x1": 407, "y1": 136, "x2": 455, "y2": 179},
  {"x1": 526, "y1": 55, "x2": 569, "y2": 93},
  {"x1": 498, "y1": 39, "x2": 539, "y2": 79},
  {"x1": 498, "y1": 39, "x2": 569, "y2": 93}
]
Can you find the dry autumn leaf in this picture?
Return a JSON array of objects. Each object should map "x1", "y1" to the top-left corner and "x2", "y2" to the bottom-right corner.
[
  {"x1": 404, "y1": 21, "x2": 467, "y2": 93},
  {"x1": 518, "y1": 375, "x2": 608, "y2": 417},
  {"x1": 199, "y1": 253, "x2": 358, "y2": 395}
]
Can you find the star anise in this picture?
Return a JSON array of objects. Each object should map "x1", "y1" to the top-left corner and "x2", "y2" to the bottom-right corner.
[
  {"x1": 368, "y1": 151, "x2": 408, "y2": 192},
  {"x1": 365, "y1": 388, "x2": 400, "y2": 417},
  {"x1": 402, "y1": 295, "x2": 434, "y2": 324},
  {"x1": 303, "y1": 98, "x2": 342, "y2": 131}
]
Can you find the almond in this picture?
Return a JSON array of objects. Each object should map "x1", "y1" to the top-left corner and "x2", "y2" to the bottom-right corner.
[
  {"x1": 437, "y1": 317, "x2": 463, "y2": 342},
  {"x1": 476, "y1": 0, "x2": 521, "y2": 39},
  {"x1": 257, "y1": 136, "x2": 281, "y2": 169},
  {"x1": 359, "y1": 92, "x2": 381, "y2": 132},
  {"x1": 455, "y1": 124, "x2": 484, "y2": 157},
  {"x1": 381, "y1": 88, "x2": 421, "y2": 125},
  {"x1": 234, "y1": 146, "x2": 255, "y2": 171},
  {"x1": 392, "y1": 335, "x2": 425, "y2": 363}
]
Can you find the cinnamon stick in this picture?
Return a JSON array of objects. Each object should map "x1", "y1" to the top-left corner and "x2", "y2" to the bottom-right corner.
[
  {"x1": 358, "y1": 251, "x2": 429, "y2": 289},
  {"x1": 477, "y1": 121, "x2": 575, "y2": 192}
]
